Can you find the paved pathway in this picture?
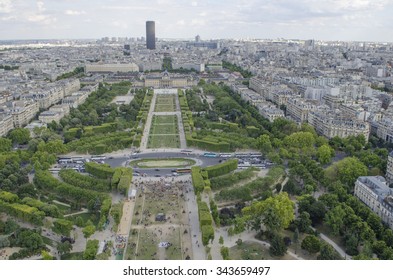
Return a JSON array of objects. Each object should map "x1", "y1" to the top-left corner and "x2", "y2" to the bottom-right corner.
[
  {"x1": 174, "y1": 92, "x2": 187, "y2": 149},
  {"x1": 140, "y1": 91, "x2": 157, "y2": 151},
  {"x1": 183, "y1": 177, "x2": 205, "y2": 259}
]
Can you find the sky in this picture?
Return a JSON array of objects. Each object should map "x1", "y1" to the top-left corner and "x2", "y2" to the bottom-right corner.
[{"x1": 1, "y1": 0, "x2": 393, "y2": 42}]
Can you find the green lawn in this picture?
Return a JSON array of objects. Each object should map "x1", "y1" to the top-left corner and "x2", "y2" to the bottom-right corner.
[
  {"x1": 154, "y1": 95, "x2": 176, "y2": 112},
  {"x1": 147, "y1": 135, "x2": 180, "y2": 148},
  {"x1": 150, "y1": 124, "x2": 178, "y2": 134},
  {"x1": 148, "y1": 115, "x2": 180, "y2": 148}
]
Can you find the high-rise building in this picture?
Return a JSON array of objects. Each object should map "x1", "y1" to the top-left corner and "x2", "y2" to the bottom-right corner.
[{"x1": 146, "y1": 21, "x2": 155, "y2": 50}]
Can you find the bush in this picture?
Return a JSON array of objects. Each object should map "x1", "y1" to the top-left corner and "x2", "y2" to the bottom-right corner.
[{"x1": 83, "y1": 239, "x2": 99, "y2": 260}]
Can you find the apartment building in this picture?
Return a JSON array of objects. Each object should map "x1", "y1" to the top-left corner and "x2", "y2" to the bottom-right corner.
[
  {"x1": 0, "y1": 113, "x2": 14, "y2": 137},
  {"x1": 354, "y1": 176, "x2": 393, "y2": 229},
  {"x1": 286, "y1": 98, "x2": 318, "y2": 123},
  {"x1": 9, "y1": 100, "x2": 39, "y2": 127},
  {"x1": 308, "y1": 108, "x2": 370, "y2": 139}
]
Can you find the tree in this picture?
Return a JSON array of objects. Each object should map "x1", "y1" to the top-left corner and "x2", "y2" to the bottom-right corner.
[
  {"x1": 325, "y1": 204, "x2": 347, "y2": 235},
  {"x1": 325, "y1": 157, "x2": 367, "y2": 190},
  {"x1": 316, "y1": 145, "x2": 334, "y2": 165},
  {"x1": 220, "y1": 246, "x2": 230, "y2": 260},
  {"x1": 219, "y1": 236, "x2": 224, "y2": 245},
  {"x1": 317, "y1": 243, "x2": 341, "y2": 260},
  {"x1": 243, "y1": 192, "x2": 294, "y2": 233},
  {"x1": 257, "y1": 134, "x2": 273, "y2": 154},
  {"x1": 8, "y1": 128, "x2": 30, "y2": 145},
  {"x1": 83, "y1": 223, "x2": 96, "y2": 239},
  {"x1": 296, "y1": 211, "x2": 312, "y2": 233},
  {"x1": 57, "y1": 241, "x2": 72, "y2": 255},
  {"x1": 0, "y1": 137, "x2": 12, "y2": 153},
  {"x1": 301, "y1": 235, "x2": 321, "y2": 254},
  {"x1": 269, "y1": 233, "x2": 287, "y2": 256}
]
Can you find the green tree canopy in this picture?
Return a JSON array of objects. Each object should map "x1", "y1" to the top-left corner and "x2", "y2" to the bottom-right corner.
[
  {"x1": 8, "y1": 128, "x2": 31, "y2": 145},
  {"x1": 243, "y1": 192, "x2": 294, "y2": 232}
]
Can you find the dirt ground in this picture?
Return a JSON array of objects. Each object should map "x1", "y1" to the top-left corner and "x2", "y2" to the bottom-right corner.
[{"x1": 124, "y1": 179, "x2": 192, "y2": 260}]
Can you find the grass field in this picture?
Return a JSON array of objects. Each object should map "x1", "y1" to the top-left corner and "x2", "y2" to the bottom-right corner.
[
  {"x1": 147, "y1": 135, "x2": 180, "y2": 148},
  {"x1": 130, "y1": 158, "x2": 195, "y2": 168},
  {"x1": 148, "y1": 115, "x2": 180, "y2": 148},
  {"x1": 154, "y1": 94, "x2": 176, "y2": 112}
]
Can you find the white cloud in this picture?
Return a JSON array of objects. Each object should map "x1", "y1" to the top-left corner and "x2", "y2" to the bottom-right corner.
[
  {"x1": 191, "y1": 1, "x2": 198, "y2": 7},
  {"x1": 28, "y1": 14, "x2": 57, "y2": 25},
  {"x1": 1, "y1": 15, "x2": 15, "y2": 21},
  {"x1": 65, "y1": 10, "x2": 86, "y2": 16},
  {"x1": 37, "y1": 1, "x2": 45, "y2": 12},
  {"x1": 176, "y1": 19, "x2": 185, "y2": 26},
  {"x1": 0, "y1": 0, "x2": 12, "y2": 13}
]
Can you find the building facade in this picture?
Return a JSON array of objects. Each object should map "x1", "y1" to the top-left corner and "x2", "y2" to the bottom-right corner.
[
  {"x1": 354, "y1": 176, "x2": 393, "y2": 229},
  {"x1": 146, "y1": 21, "x2": 156, "y2": 50}
]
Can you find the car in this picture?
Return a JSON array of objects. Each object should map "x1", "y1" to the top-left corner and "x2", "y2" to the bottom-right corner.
[
  {"x1": 108, "y1": 156, "x2": 114, "y2": 159},
  {"x1": 155, "y1": 175, "x2": 161, "y2": 177},
  {"x1": 155, "y1": 168, "x2": 160, "y2": 171},
  {"x1": 135, "y1": 170, "x2": 140, "y2": 174}
]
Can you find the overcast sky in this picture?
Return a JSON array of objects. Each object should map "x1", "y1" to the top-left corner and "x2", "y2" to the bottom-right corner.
[{"x1": 1, "y1": 0, "x2": 393, "y2": 42}]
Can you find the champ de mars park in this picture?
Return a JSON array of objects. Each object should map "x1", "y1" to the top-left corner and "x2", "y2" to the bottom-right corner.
[{"x1": 1, "y1": 70, "x2": 393, "y2": 262}]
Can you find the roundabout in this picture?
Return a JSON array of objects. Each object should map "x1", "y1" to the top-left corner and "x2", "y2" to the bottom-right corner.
[{"x1": 129, "y1": 158, "x2": 196, "y2": 168}]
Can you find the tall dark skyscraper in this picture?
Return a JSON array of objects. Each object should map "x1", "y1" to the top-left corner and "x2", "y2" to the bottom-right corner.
[{"x1": 146, "y1": 21, "x2": 155, "y2": 50}]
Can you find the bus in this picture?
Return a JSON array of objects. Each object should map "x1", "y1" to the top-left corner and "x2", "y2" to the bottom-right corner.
[
  {"x1": 219, "y1": 153, "x2": 233, "y2": 158},
  {"x1": 180, "y1": 149, "x2": 193, "y2": 155},
  {"x1": 58, "y1": 157, "x2": 72, "y2": 164},
  {"x1": 176, "y1": 168, "x2": 192, "y2": 173},
  {"x1": 203, "y1": 152, "x2": 217, "y2": 158},
  {"x1": 249, "y1": 153, "x2": 262, "y2": 158},
  {"x1": 91, "y1": 155, "x2": 107, "y2": 161}
]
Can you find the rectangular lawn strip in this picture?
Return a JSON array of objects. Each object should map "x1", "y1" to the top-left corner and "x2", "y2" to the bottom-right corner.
[
  {"x1": 154, "y1": 95, "x2": 176, "y2": 112},
  {"x1": 147, "y1": 135, "x2": 180, "y2": 148},
  {"x1": 135, "y1": 228, "x2": 160, "y2": 260},
  {"x1": 152, "y1": 115, "x2": 177, "y2": 124},
  {"x1": 150, "y1": 123, "x2": 178, "y2": 135}
]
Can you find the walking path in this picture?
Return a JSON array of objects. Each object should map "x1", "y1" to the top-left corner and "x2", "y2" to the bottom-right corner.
[
  {"x1": 174, "y1": 92, "x2": 187, "y2": 149},
  {"x1": 183, "y1": 178, "x2": 205, "y2": 259},
  {"x1": 140, "y1": 91, "x2": 157, "y2": 151}
]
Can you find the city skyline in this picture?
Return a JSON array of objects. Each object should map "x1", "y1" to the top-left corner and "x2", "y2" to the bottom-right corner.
[{"x1": 0, "y1": 0, "x2": 393, "y2": 42}]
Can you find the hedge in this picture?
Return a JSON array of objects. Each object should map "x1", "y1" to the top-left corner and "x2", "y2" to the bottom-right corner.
[
  {"x1": 0, "y1": 200, "x2": 44, "y2": 225},
  {"x1": 34, "y1": 171, "x2": 108, "y2": 206},
  {"x1": 111, "y1": 167, "x2": 133, "y2": 195},
  {"x1": 191, "y1": 167, "x2": 205, "y2": 194},
  {"x1": 59, "y1": 169, "x2": 110, "y2": 192},
  {"x1": 203, "y1": 159, "x2": 238, "y2": 178},
  {"x1": 21, "y1": 197, "x2": 61, "y2": 218},
  {"x1": 201, "y1": 225, "x2": 214, "y2": 246},
  {"x1": 85, "y1": 162, "x2": 115, "y2": 179},
  {"x1": 186, "y1": 136, "x2": 230, "y2": 152},
  {"x1": 199, "y1": 211, "x2": 213, "y2": 226},
  {"x1": 98, "y1": 198, "x2": 112, "y2": 230}
]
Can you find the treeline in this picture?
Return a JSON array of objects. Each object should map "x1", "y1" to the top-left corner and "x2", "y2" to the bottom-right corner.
[
  {"x1": 59, "y1": 169, "x2": 110, "y2": 192},
  {"x1": 56, "y1": 67, "x2": 84, "y2": 81},
  {"x1": 66, "y1": 131, "x2": 134, "y2": 154},
  {"x1": 222, "y1": 61, "x2": 252, "y2": 78},
  {"x1": 34, "y1": 171, "x2": 107, "y2": 206}
]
